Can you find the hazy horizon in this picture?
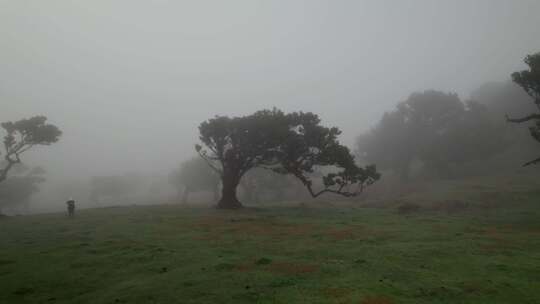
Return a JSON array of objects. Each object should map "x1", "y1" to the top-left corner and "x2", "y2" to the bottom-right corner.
[{"x1": 2, "y1": 0, "x2": 540, "y2": 181}]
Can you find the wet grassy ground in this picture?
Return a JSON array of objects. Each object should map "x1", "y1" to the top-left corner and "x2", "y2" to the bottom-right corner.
[{"x1": 1, "y1": 185, "x2": 540, "y2": 303}]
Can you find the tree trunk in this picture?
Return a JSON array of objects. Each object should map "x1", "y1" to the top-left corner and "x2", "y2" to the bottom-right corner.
[
  {"x1": 0, "y1": 161, "x2": 15, "y2": 184},
  {"x1": 217, "y1": 172, "x2": 242, "y2": 209}
]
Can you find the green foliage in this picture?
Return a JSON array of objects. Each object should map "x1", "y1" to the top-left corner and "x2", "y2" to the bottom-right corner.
[
  {"x1": 507, "y1": 52, "x2": 540, "y2": 166},
  {"x1": 0, "y1": 116, "x2": 61, "y2": 183},
  {"x1": 511, "y1": 53, "x2": 540, "y2": 103},
  {"x1": 197, "y1": 108, "x2": 379, "y2": 208}
]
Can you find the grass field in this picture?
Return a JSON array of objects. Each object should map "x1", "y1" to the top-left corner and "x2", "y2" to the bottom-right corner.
[{"x1": 1, "y1": 177, "x2": 540, "y2": 303}]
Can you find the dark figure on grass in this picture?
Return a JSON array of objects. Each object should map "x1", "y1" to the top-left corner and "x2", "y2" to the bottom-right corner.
[{"x1": 66, "y1": 198, "x2": 75, "y2": 217}]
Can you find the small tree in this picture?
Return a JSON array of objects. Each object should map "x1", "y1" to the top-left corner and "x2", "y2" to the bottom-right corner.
[
  {"x1": 0, "y1": 116, "x2": 61, "y2": 183},
  {"x1": 506, "y1": 52, "x2": 540, "y2": 166},
  {"x1": 169, "y1": 157, "x2": 220, "y2": 204},
  {"x1": 196, "y1": 108, "x2": 379, "y2": 209}
]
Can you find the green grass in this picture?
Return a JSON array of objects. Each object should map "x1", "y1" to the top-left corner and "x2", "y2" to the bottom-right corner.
[{"x1": 1, "y1": 186, "x2": 540, "y2": 303}]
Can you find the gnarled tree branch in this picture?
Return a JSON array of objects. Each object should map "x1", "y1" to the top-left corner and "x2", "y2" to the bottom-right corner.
[
  {"x1": 196, "y1": 149, "x2": 223, "y2": 175},
  {"x1": 523, "y1": 156, "x2": 540, "y2": 167},
  {"x1": 506, "y1": 113, "x2": 540, "y2": 123}
]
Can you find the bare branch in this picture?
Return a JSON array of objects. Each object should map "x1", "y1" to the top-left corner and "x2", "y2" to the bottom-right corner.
[
  {"x1": 506, "y1": 113, "x2": 540, "y2": 123},
  {"x1": 289, "y1": 168, "x2": 370, "y2": 199},
  {"x1": 523, "y1": 156, "x2": 540, "y2": 167},
  {"x1": 306, "y1": 186, "x2": 360, "y2": 198},
  {"x1": 15, "y1": 144, "x2": 33, "y2": 155},
  {"x1": 197, "y1": 149, "x2": 223, "y2": 175}
]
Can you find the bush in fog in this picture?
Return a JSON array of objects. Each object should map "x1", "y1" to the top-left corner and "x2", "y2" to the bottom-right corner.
[
  {"x1": 168, "y1": 157, "x2": 220, "y2": 204},
  {"x1": 0, "y1": 116, "x2": 61, "y2": 183},
  {"x1": 506, "y1": 52, "x2": 540, "y2": 166},
  {"x1": 356, "y1": 91, "x2": 505, "y2": 180},
  {"x1": 196, "y1": 108, "x2": 380, "y2": 209},
  {"x1": 0, "y1": 165, "x2": 46, "y2": 214}
]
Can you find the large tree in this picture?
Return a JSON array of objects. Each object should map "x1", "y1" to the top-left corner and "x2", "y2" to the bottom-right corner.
[
  {"x1": 1, "y1": 116, "x2": 61, "y2": 183},
  {"x1": 196, "y1": 108, "x2": 379, "y2": 209},
  {"x1": 506, "y1": 52, "x2": 540, "y2": 166},
  {"x1": 168, "y1": 157, "x2": 220, "y2": 204}
]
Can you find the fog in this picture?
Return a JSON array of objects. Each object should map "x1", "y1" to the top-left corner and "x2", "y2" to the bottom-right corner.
[{"x1": 2, "y1": 1, "x2": 540, "y2": 212}]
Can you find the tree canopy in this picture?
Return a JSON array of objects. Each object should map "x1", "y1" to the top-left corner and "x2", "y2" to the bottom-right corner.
[
  {"x1": 472, "y1": 81, "x2": 536, "y2": 118},
  {"x1": 0, "y1": 116, "x2": 61, "y2": 183},
  {"x1": 196, "y1": 108, "x2": 379, "y2": 209},
  {"x1": 356, "y1": 91, "x2": 505, "y2": 180},
  {"x1": 506, "y1": 52, "x2": 540, "y2": 166}
]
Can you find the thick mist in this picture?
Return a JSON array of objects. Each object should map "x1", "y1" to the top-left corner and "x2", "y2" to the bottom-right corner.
[{"x1": 2, "y1": 1, "x2": 540, "y2": 212}]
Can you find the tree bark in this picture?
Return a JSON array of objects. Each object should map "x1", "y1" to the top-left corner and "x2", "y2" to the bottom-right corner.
[
  {"x1": 217, "y1": 171, "x2": 242, "y2": 209},
  {"x1": 506, "y1": 113, "x2": 540, "y2": 123}
]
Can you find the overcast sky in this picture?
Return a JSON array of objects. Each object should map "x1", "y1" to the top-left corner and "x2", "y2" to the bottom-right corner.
[{"x1": 1, "y1": 0, "x2": 540, "y2": 180}]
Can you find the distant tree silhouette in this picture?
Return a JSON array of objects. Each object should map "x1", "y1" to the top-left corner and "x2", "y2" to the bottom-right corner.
[
  {"x1": 471, "y1": 82, "x2": 536, "y2": 156},
  {"x1": 239, "y1": 167, "x2": 298, "y2": 203},
  {"x1": 0, "y1": 116, "x2": 61, "y2": 183},
  {"x1": 472, "y1": 81, "x2": 536, "y2": 119},
  {"x1": 357, "y1": 91, "x2": 504, "y2": 180},
  {"x1": 196, "y1": 108, "x2": 379, "y2": 209},
  {"x1": 356, "y1": 110, "x2": 414, "y2": 181},
  {"x1": 420, "y1": 100, "x2": 505, "y2": 176},
  {"x1": 0, "y1": 165, "x2": 46, "y2": 214},
  {"x1": 506, "y1": 52, "x2": 540, "y2": 166},
  {"x1": 168, "y1": 157, "x2": 220, "y2": 204}
]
